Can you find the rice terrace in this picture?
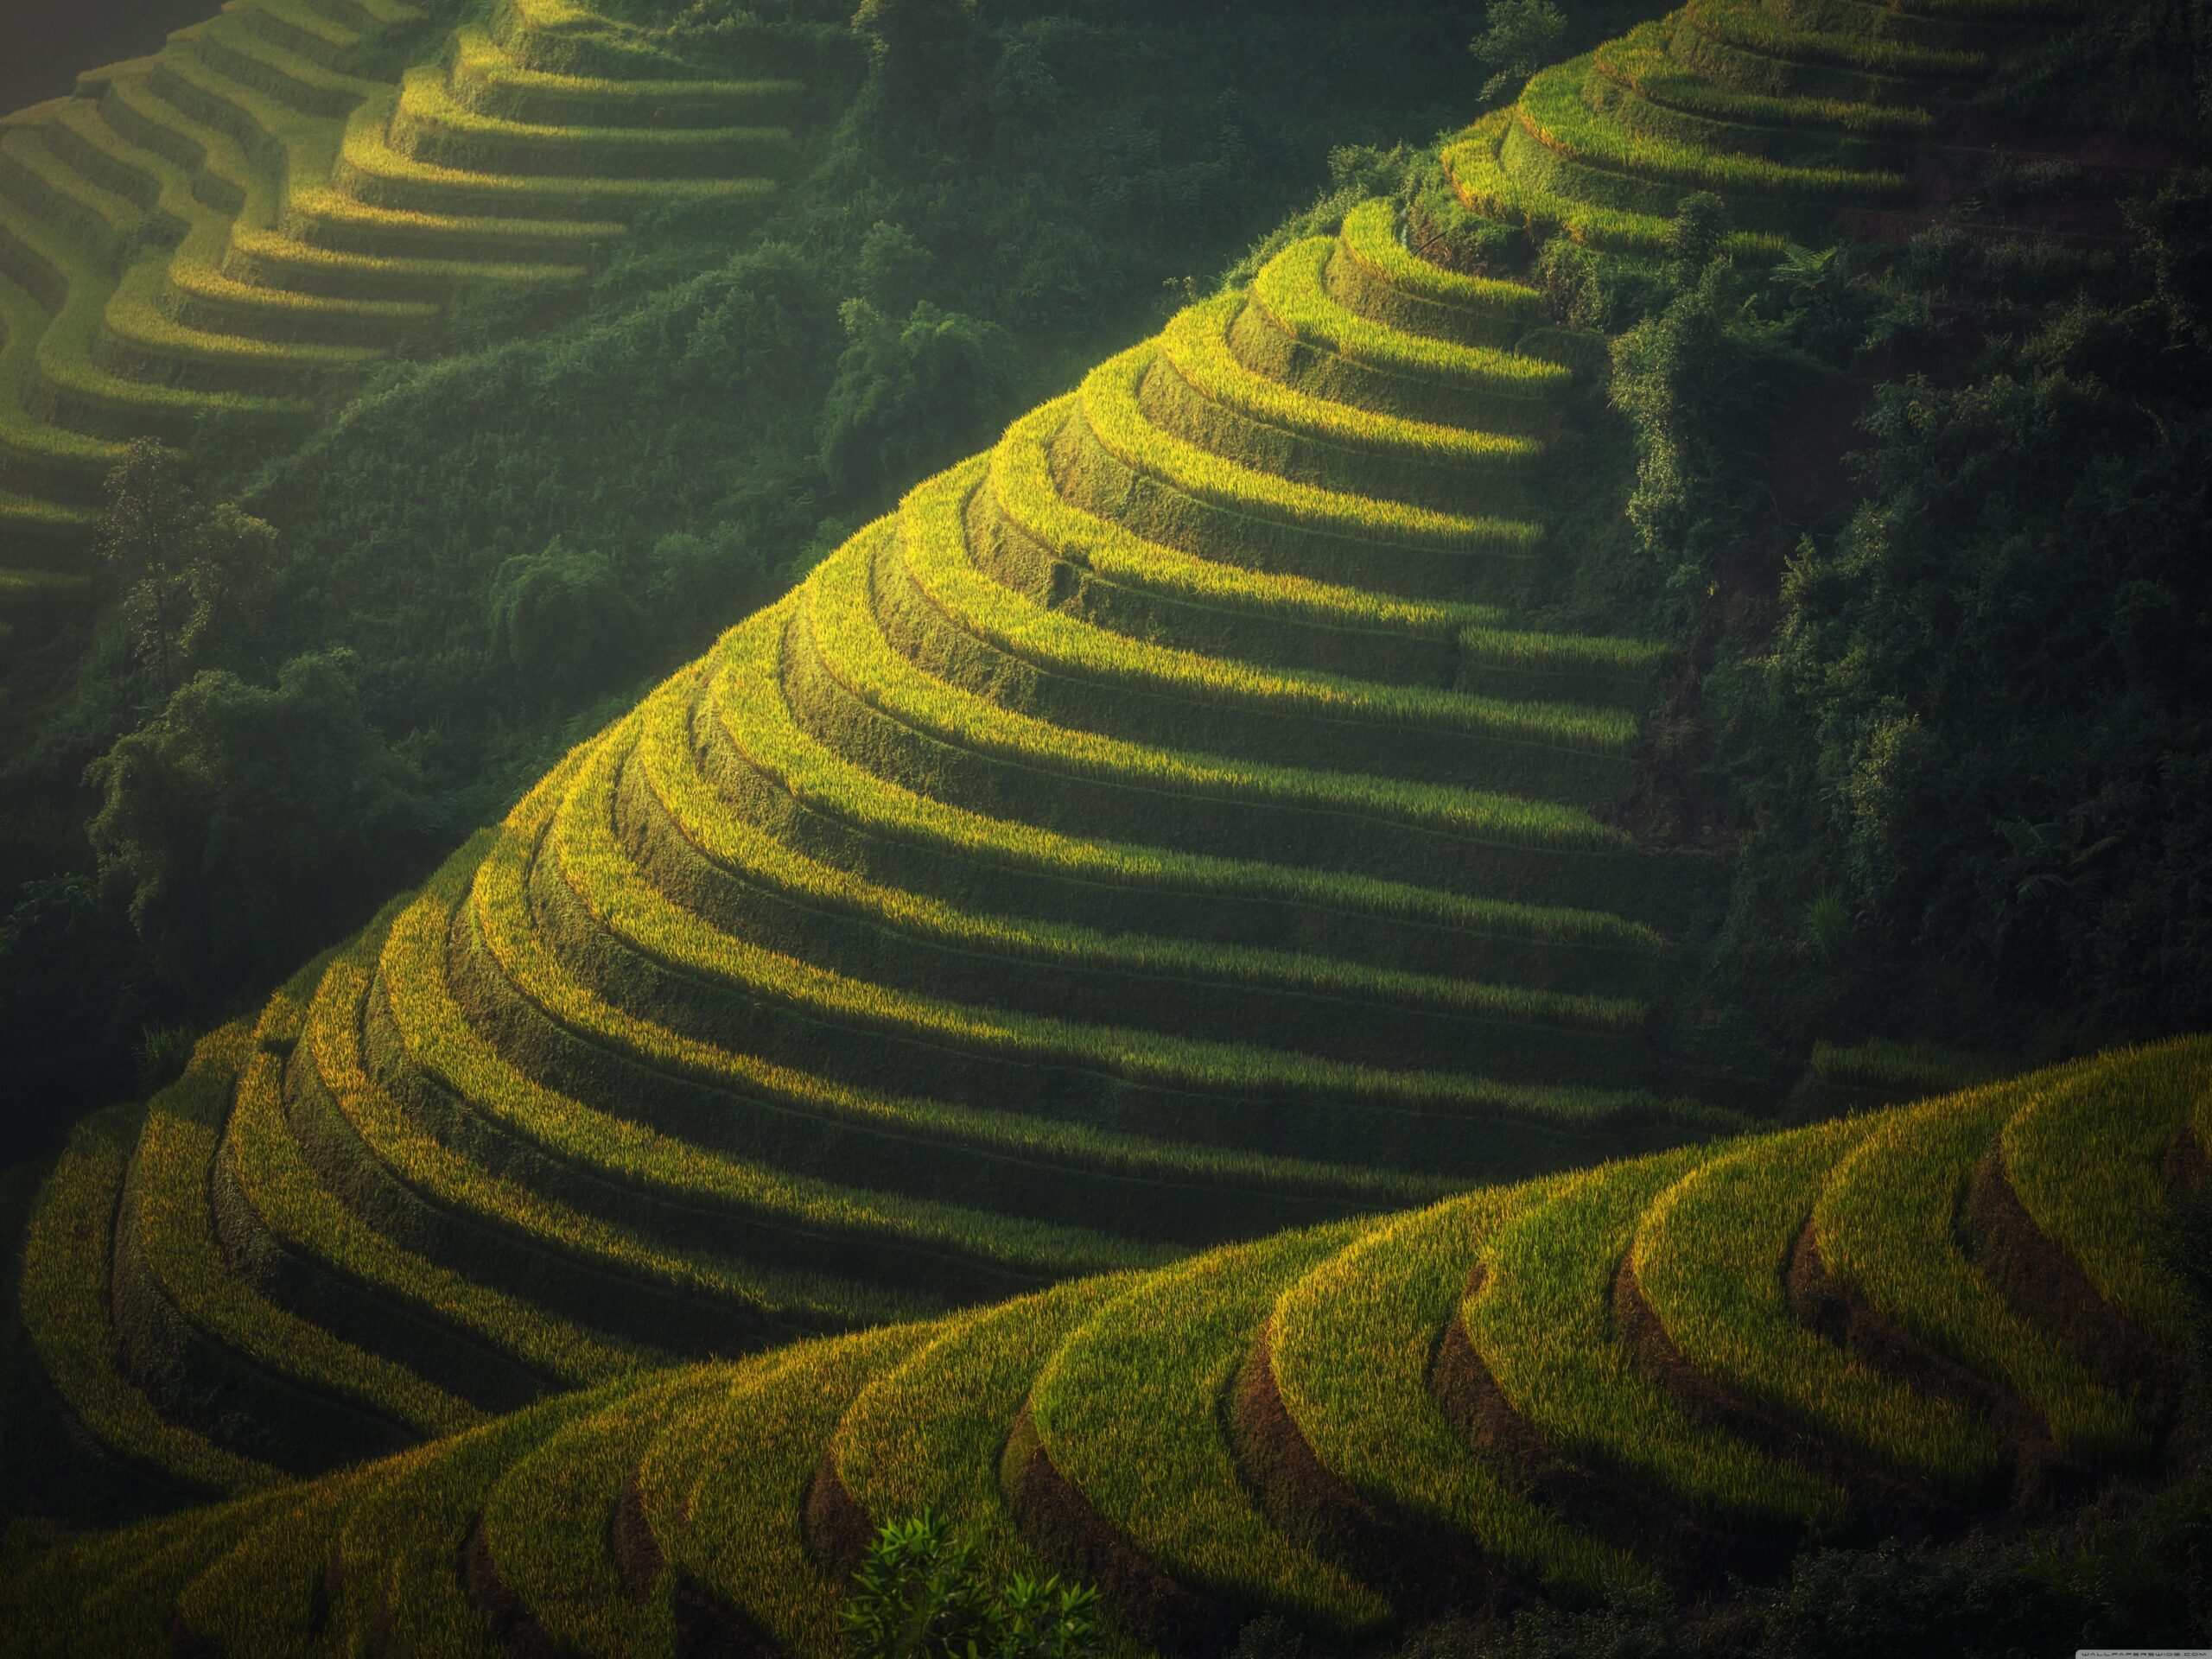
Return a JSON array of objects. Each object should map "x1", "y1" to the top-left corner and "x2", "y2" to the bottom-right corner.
[{"x1": 0, "y1": 0, "x2": 2206, "y2": 1651}]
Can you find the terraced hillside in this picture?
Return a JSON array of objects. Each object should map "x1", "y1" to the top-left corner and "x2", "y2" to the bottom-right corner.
[
  {"x1": 12, "y1": 188, "x2": 1752, "y2": 1513},
  {"x1": 0, "y1": 0, "x2": 817, "y2": 599},
  {"x1": 10, "y1": 1038, "x2": 2203, "y2": 1655},
  {"x1": 4, "y1": 0, "x2": 2118, "y2": 1530},
  {"x1": 1446, "y1": 0, "x2": 2086, "y2": 257}
]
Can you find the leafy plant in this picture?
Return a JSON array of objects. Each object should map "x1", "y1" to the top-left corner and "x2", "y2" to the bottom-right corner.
[
  {"x1": 1608, "y1": 259, "x2": 1771, "y2": 616},
  {"x1": 94, "y1": 441, "x2": 281, "y2": 695},
  {"x1": 486, "y1": 538, "x2": 640, "y2": 702},
  {"x1": 842, "y1": 1512, "x2": 1104, "y2": 1659},
  {"x1": 1801, "y1": 887, "x2": 1849, "y2": 962},
  {"x1": 1470, "y1": 0, "x2": 1567, "y2": 104},
  {"x1": 819, "y1": 302, "x2": 1019, "y2": 502},
  {"x1": 1752, "y1": 296, "x2": 2212, "y2": 1039},
  {"x1": 83, "y1": 652, "x2": 433, "y2": 986}
]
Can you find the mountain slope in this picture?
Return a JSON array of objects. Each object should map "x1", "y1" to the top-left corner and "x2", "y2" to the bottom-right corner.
[
  {"x1": 12, "y1": 0, "x2": 2192, "y2": 1643},
  {"x1": 0, "y1": 0, "x2": 827, "y2": 597},
  {"x1": 11, "y1": 186, "x2": 1742, "y2": 1510},
  {"x1": 3, "y1": 0, "x2": 2119, "y2": 1524},
  {"x1": 8, "y1": 1037, "x2": 2202, "y2": 1653}
]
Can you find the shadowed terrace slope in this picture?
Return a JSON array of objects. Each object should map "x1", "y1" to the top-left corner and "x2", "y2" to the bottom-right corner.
[{"x1": 8, "y1": 1037, "x2": 2203, "y2": 1654}]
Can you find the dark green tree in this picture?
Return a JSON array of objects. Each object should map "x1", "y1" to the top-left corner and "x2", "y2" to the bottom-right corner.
[
  {"x1": 1662, "y1": 189, "x2": 1728, "y2": 285},
  {"x1": 987, "y1": 35, "x2": 1065, "y2": 157},
  {"x1": 645, "y1": 524, "x2": 769, "y2": 655},
  {"x1": 678, "y1": 241, "x2": 835, "y2": 402},
  {"x1": 485, "y1": 537, "x2": 639, "y2": 700},
  {"x1": 852, "y1": 0, "x2": 985, "y2": 140},
  {"x1": 1757, "y1": 296, "x2": 2212, "y2": 1036},
  {"x1": 817, "y1": 301, "x2": 1016, "y2": 501},
  {"x1": 83, "y1": 652, "x2": 432, "y2": 986},
  {"x1": 1469, "y1": 0, "x2": 1565, "y2": 103},
  {"x1": 1608, "y1": 262, "x2": 1774, "y2": 613},
  {"x1": 94, "y1": 440, "x2": 279, "y2": 691},
  {"x1": 855, "y1": 221, "x2": 936, "y2": 316},
  {"x1": 2125, "y1": 168, "x2": 2212, "y2": 342}
]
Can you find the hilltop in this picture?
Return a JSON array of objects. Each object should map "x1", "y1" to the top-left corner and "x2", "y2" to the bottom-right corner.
[{"x1": 10, "y1": 157, "x2": 1749, "y2": 1514}]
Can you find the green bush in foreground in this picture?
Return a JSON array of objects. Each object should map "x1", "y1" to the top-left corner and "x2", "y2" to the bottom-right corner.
[{"x1": 844, "y1": 1512, "x2": 1106, "y2": 1659}]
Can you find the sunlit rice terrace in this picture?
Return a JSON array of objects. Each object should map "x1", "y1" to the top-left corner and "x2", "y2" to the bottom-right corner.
[
  {"x1": 11, "y1": 1039, "x2": 2202, "y2": 1651},
  {"x1": 0, "y1": 0, "x2": 817, "y2": 596},
  {"x1": 8, "y1": 0, "x2": 2205, "y2": 1649}
]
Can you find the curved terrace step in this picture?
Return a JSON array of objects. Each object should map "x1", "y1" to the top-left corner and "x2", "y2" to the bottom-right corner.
[
  {"x1": 0, "y1": 0, "x2": 824, "y2": 573},
  {"x1": 16, "y1": 1041, "x2": 2200, "y2": 1646}
]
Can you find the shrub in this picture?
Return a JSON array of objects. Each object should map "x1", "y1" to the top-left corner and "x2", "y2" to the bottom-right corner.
[
  {"x1": 1608, "y1": 263, "x2": 1770, "y2": 612},
  {"x1": 842, "y1": 1512, "x2": 1105, "y2": 1659},
  {"x1": 852, "y1": 0, "x2": 986, "y2": 142},
  {"x1": 1751, "y1": 297, "x2": 2212, "y2": 1039},
  {"x1": 95, "y1": 440, "x2": 281, "y2": 691},
  {"x1": 677, "y1": 241, "x2": 836, "y2": 403},
  {"x1": 2125, "y1": 168, "x2": 2212, "y2": 343},
  {"x1": 1536, "y1": 235, "x2": 1669, "y2": 332},
  {"x1": 1759, "y1": 1536, "x2": 2114, "y2": 1659},
  {"x1": 856, "y1": 221, "x2": 936, "y2": 315},
  {"x1": 1470, "y1": 0, "x2": 1566, "y2": 103},
  {"x1": 645, "y1": 525, "x2": 769, "y2": 655},
  {"x1": 1663, "y1": 191, "x2": 1727, "y2": 287}
]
